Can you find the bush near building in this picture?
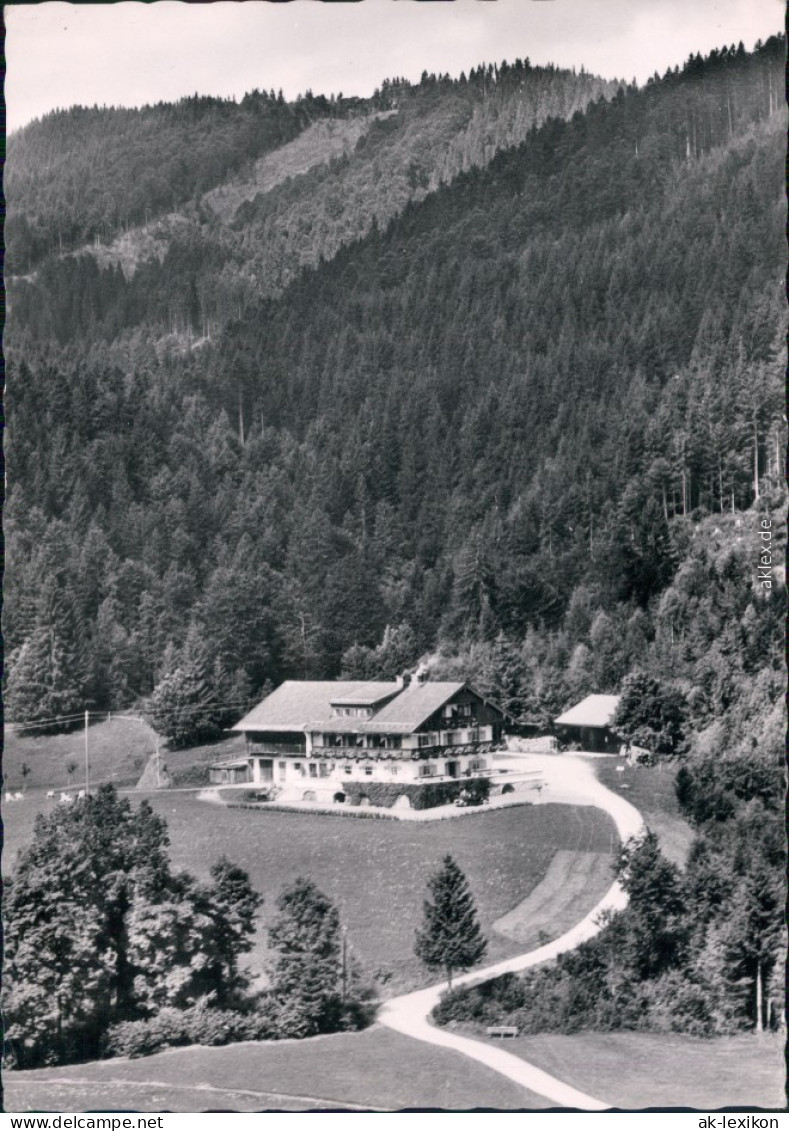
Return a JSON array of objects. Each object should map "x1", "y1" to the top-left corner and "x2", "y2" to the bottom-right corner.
[{"x1": 343, "y1": 777, "x2": 491, "y2": 810}]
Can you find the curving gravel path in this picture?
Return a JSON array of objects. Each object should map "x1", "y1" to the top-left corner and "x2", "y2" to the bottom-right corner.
[{"x1": 378, "y1": 754, "x2": 645, "y2": 1111}]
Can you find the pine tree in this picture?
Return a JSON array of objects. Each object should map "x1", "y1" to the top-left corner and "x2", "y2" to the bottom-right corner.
[
  {"x1": 200, "y1": 857, "x2": 263, "y2": 1007},
  {"x1": 267, "y1": 877, "x2": 345, "y2": 1037},
  {"x1": 614, "y1": 831, "x2": 687, "y2": 979},
  {"x1": 478, "y1": 631, "x2": 527, "y2": 717},
  {"x1": 414, "y1": 855, "x2": 487, "y2": 989},
  {"x1": 145, "y1": 624, "x2": 227, "y2": 747},
  {"x1": 5, "y1": 580, "x2": 85, "y2": 731}
]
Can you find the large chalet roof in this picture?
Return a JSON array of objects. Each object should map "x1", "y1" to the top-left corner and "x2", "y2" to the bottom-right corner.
[
  {"x1": 361, "y1": 680, "x2": 466, "y2": 733},
  {"x1": 233, "y1": 681, "x2": 399, "y2": 732},
  {"x1": 554, "y1": 694, "x2": 621, "y2": 729},
  {"x1": 233, "y1": 679, "x2": 498, "y2": 735}
]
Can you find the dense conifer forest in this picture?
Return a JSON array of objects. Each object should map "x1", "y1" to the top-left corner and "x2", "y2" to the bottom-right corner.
[
  {"x1": 6, "y1": 60, "x2": 616, "y2": 325},
  {"x1": 4, "y1": 37, "x2": 785, "y2": 1037}
]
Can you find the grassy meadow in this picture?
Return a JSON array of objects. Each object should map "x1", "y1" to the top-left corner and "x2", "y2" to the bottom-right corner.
[
  {"x1": 2, "y1": 718, "x2": 159, "y2": 792},
  {"x1": 3, "y1": 1025, "x2": 551, "y2": 1112},
  {"x1": 2, "y1": 720, "x2": 246, "y2": 793},
  {"x1": 146, "y1": 793, "x2": 617, "y2": 992},
  {"x1": 6, "y1": 1022, "x2": 782, "y2": 1113},
  {"x1": 2, "y1": 784, "x2": 617, "y2": 994},
  {"x1": 595, "y1": 760, "x2": 695, "y2": 867},
  {"x1": 496, "y1": 1031, "x2": 787, "y2": 1111}
]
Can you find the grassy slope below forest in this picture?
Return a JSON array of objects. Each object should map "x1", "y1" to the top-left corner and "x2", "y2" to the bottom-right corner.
[
  {"x1": 2, "y1": 791, "x2": 617, "y2": 995},
  {"x1": 596, "y1": 763, "x2": 695, "y2": 868},
  {"x1": 2, "y1": 721, "x2": 246, "y2": 793}
]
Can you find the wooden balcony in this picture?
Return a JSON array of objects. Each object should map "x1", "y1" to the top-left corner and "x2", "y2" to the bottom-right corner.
[
  {"x1": 412, "y1": 741, "x2": 497, "y2": 759},
  {"x1": 248, "y1": 742, "x2": 306, "y2": 756}
]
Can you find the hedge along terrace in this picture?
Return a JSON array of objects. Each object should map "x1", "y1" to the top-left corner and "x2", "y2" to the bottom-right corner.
[
  {"x1": 228, "y1": 777, "x2": 491, "y2": 811},
  {"x1": 343, "y1": 776, "x2": 491, "y2": 810}
]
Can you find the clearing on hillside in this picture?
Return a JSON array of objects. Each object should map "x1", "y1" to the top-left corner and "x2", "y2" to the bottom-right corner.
[
  {"x1": 2, "y1": 720, "x2": 246, "y2": 794},
  {"x1": 3, "y1": 790, "x2": 617, "y2": 995}
]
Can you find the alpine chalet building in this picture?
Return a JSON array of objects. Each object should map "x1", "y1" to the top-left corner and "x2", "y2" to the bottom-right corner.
[{"x1": 227, "y1": 675, "x2": 509, "y2": 806}]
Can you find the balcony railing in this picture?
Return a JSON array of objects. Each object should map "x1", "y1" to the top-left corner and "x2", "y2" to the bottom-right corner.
[
  {"x1": 412, "y1": 725, "x2": 494, "y2": 750},
  {"x1": 412, "y1": 741, "x2": 497, "y2": 759},
  {"x1": 248, "y1": 733, "x2": 498, "y2": 759}
]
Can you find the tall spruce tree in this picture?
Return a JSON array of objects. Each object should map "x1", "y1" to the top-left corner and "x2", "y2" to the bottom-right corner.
[
  {"x1": 414, "y1": 855, "x2": 487, "y2": 989},
  {"x1": 267, "y1": 877, "x2": 345, "y2": 1037},
  {"x1": 267, "y1": 876, "x2": 373, "y2": 1038},
  {"x1": 145, "y1": 624, "x2": 239, "y2": 748},
  {"x1": 5, "y1": 580, "x2": 85, "y2": 731}
]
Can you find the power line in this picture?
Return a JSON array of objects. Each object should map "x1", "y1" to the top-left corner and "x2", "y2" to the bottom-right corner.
[
  {"x1": 9, "y1": 699, "x2": 256, "y2": 731},
  {"x1": 137, "y1": 699, "x2": 255, "y2": 718},
  {"x1": 8, "y1": 712, "x2": 88, "y2": 729}
]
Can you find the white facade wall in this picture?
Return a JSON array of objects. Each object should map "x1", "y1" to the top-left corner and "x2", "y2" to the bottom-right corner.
[{"x1": 250, "y1": 751, "x2": 489, "y2": 792}]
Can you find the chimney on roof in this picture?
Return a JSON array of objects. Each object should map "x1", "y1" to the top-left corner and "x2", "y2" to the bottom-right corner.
[
  {"x1": 398, "y1": 671, "x2": 412, "y2": 690},
  {"x1": 415, "y1": 663, "x2": 429, "y2": 684}
]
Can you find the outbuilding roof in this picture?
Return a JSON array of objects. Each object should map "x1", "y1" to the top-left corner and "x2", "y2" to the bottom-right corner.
[{"x1": 554, "y1": 694, "x2": 621, "y2": 729}]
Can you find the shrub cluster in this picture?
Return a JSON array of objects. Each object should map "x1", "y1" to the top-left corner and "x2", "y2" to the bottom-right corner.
[
  {"x1": 433, "y1": 961, "x2": 645, "y2": 1036},
  {"x1": 105, "y1": 1004, "x2": 277, "y2": 1059},
  {"x1": 169, "y1": 763, "x2": 210, "y2": 787},
  {"x1": 433, "y1": 973, "x2": 526, "y2": 1027},
  {"x1": 344, "y1": 776, "x2": 490, "y2": 810},
  {"x1": 228, "y1": 801, "x2": 397, "y2": 820},
  {"x1": 434, "y1": 962, "x2": 733, "y2": 1039}
]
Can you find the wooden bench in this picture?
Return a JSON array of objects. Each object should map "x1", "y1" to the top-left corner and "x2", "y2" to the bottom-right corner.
[{"x1": 485, "y1": 1025, "x2": 519, "y2": 1039}]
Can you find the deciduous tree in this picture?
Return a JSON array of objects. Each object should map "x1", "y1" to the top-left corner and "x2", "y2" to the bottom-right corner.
[
  {"x1": 613, "y1": 671, "x2": 688, "y2": 756},
  {"x1": 3, "y1": 786, "x2": 261, "y2": 1067}
]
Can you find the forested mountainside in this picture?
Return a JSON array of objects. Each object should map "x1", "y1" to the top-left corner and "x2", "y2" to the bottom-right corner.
[
  {"x1": 7, "y1": 60, "x2": 616, "y2": 336},
  {"x1": 5, "y1": 89, "x2": 316, "y2": 272},
  {"x1": 4, "y1": 36, "x2": 785, "y2": 1040},
  {"x1": 6, "y1": 36, "x2": 784, "y2": 713}
]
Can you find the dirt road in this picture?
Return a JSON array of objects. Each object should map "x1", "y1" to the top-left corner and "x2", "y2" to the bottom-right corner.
[{"x1": 379, "y1": 755, "x2": 645, "y2": 1110}]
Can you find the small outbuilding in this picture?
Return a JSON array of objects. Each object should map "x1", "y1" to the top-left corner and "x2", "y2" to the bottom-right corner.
[
  {"x1": 209, "y1": 758, "x2": 252, "y2": 786},
  {"x1": 554, "y1": 694, "x2": 621, "y2": 753}
]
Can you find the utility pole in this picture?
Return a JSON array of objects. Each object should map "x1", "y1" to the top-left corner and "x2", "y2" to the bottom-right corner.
[
  {"x1": 84, "y1": 709, "x2": 90, "y2": 796},
  {"x1": 341, "y1": 925, "x2": 348, "y2": 1003}
]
